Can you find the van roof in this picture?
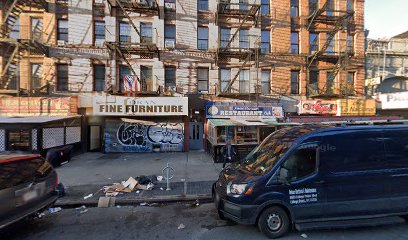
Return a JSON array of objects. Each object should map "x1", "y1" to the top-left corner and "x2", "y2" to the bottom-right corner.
[{"x1": 0, "y1": 154, "x2": 41, "y2": 163}]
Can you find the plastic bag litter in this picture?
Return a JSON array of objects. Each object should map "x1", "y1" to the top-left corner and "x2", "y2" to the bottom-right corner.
[
  {"x1": 301, "y1": 233, "x2": 308, "y2": 238},
  {"x1": 177, "y1": 224, "x2": 185, "y2": 230},
  {"x1": 48, "y1": 207, "x2": 62, "y2": 214},
  {"x1": 146, "y1": 182, "x2": 154, "y2": 190},
  {"x1": 157, "y1": 176, "x2": 164, "y2": 182}
]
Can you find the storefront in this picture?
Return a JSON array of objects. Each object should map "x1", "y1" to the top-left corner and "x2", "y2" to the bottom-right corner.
[
  {"x1": 204, "y1": 101, "x2": 289, "y2": 162},
  {"x1": 377, "y1": 92, "x2": 408, "y2": 118},
  {"x1": 0, "y1": 97, "x2": 82, "y2": 153},
  {"x1": 80, "y1": 95, "x2": 189, "y2": 153}
]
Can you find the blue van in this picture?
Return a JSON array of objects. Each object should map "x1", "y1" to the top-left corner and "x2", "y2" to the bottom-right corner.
[{"x1": 213, "y1": 124, "x2": 408, "y2": 238}]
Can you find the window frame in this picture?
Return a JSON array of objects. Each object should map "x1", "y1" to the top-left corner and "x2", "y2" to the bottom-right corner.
[
  {"x1": 31, "y1": 63, "x2": 43, "y2": 90},
  {"x1": 56, "y1": 64, "x2": 69, "y2": 91},
  {"x1": 239, "y1": 69, "x2": 250, "y2": 93},
  {"x1": 309, "y1": 32, "x2": 319, "y2": 54},
  {"x1": 94, "y1": 21, "x2": 105, "y2": 45},
  {"x1": 197, "y1": 0, "x2": 208, "y2": 11},
  {"x1": 164, "y1": 24, "x2": 176, "y2": 43},
  {"x1": 93, "y1": 64, "x2": 106, "y2": 92},
  {"x1": 261, "y1": 30, "x2": 270, "y2": 53},
  {"x1": 261, "y1": 70, "x2": 271, "y2": 95},
  {"x1": 119, "y1": 21, "x2": 131, "y2": 43},
  {"x1": 197, "y1": 67, "x2": 209, "y2": 93},
  {"x1": 197, "y1": 26, "x2": 209, "y2": 50},
  {"x1": 165, "y1": 66, "x2": 176, "y2": 87},
  {"x1": 290, "y1": 70, "x2": 300, "y2": 95},
  {"x1": 290, "y1": 0, "x2": 299, "y2": 17},
  {"x1": 140, "y1": 22, "x2": 153, "y2": 44},
  {"x1": 260, "y1": 0, "x2": 270, "y2": 15},
  {"x1": 291, "y1": 32, "x2": 299, "y2": 54},
  {"x1": 220, "y1": 68, "x2": 231, "y2": 93},
  {"x1": 57, "y1": 19, "x2": 68, "y2": 42}
]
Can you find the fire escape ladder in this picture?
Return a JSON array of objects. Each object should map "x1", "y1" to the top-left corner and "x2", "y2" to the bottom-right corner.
[
  {"x1": 115, "y1": 0, "x2": 141, "y2": 38},
  {"x1": 220, "y1": 53, "x2": 251, "y2": 94},
  {"x1": 111, "y1": 43, "x2": 140, "y2": 84},
  {"x1": 307, "y1": 1, "x2": 328, "y2": 30},
  {"x1": 0, "y1": 0, "x2": 26, "y2": 39},
  {"x1": 1, "y1": 43, "x2": 20, "y2": 89}
]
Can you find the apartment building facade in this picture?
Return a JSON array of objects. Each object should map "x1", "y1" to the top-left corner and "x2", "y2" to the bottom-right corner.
[{"x1": 0, "y1": 0, "x2": 366, "y2": 153}]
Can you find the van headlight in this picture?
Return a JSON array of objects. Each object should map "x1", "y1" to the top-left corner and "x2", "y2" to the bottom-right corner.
[{"x1": 227, "y1": 182, "x2": 252, "y2": 196}]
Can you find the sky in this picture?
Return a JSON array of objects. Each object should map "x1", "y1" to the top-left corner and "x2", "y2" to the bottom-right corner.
[{"x1": 365, "y1": 0, "x2": 408, "y2": 39}]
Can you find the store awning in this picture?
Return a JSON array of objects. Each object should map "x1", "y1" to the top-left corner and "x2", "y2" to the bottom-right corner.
[
  {"x1": 208, "y1": 119, "x2": 237, "y2": 127},
  {"x1": 0, "y1": 115, "x2": 81, "y2": 124}
]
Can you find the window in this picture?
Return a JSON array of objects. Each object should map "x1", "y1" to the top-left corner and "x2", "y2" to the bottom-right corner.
[
  {"x1": 57, "y1": 19, "x2": 68, "y2": 42},
  {"x1": 291, "y1": 70, "x2": 299, "y2": 94},
  {"x1": 291, "y1": 32, "x2": 299, "y2": 54},
  {"x1": 198, "y1": 0, "x2": 208, "y2": 10},
  {"x1": 309, "y1": 32, "x2": 319, "y2": 54},
  {"x1": 220, "y1": 28, "x2": 231, "y2": 48},
  {"x1": 31, "y1": 63, "x2": 43, "y2": 90},
  {"x1": 141, "y1": 22, "x2": 152, "y2": 43},
  {"x1": 165, "y1": 24, "x2": 176, "y2": 46},
  {"x1": 322, "y1": 131, "x2": 386, "y2": 172},
  {"x1": 261, "y1": 0, "x2": 269, "y2": 14},
  {"x1": 8, "y1": 130, "x2": 30, "y2": 151},
  {"x1": 309, "y1": 0, "x2": 318, "y2": 14},
  {"x1": 31, "y1": 18, "x2": 43, "y2": 41},
  {"x1": 10, "y1": 18, "x2": 20, "y2": 39},
  {"x1": 347, "y1": 34, "x2": 354, "y2": 53},
  {"x1": 279, "y1": 146, "x2": 317, "y2": 183},
  {"x1": 326, "y1": 71, "x2": 335, "y2": 92},
  {"x1": 7, "y1": 63, "x2": 18, "y2": 90},
  {"x1": 326, "y1": 0, "x2": 335, "y2": 16},
  {"x1": 290, "y1": 0, "x2": 299, "y2": 17},
  {"x1": 326, "y1": 33, "x2": 335, "y2": 54},
  {"x1": 119, "y1": 22, "x2": 130, "y2": 43},
  {"x1": 94, "y1": 21, "x2": 105, "y2": 45},
  {"x1": 309, "y1": 70, "x2": 319, "y2": 94},
  {"x1": 261, "y1": 30, "x2": 270, "y2": 53},
  {"x1": 165, "y1": 66, "x2": 176, "y2": 87},
  {"x1": 198, "y1": 27, "x2": 209, "y2": 50},
  {"x1": 220, "y1": 68, "x2": 231, "y2": 92},
  {"x1": 347, "y1": 0, "x2": 354, "y2": 12},
  {"x1": 57, "y1": 64, "x2": 68, "y2": 91},
  {"x1": 93, "y1": 65, "x2": 105, "y2": 91},
  {"x1": 164, "y1": 0, "x2": 176, "y2": 11},
  {"x1": 346, "y1": 72, "x2": 354, "y2": 85},
  {"x1": 119, "y1": 65, "x2": 130, "y2": 93},
  {"x1": 240, "y1": 0, "x2": 249, "y2": 11},
  {"x1": 197, "y1": 68, "x2": 209, "y2": 92},
  {"x1": 239, "y1": 69, "x2": 250, "y2": 93},
  {"x1": 261, "y1": 70, "x2": 271, "y2": 94},
  {"x1": 141, "y1": 66, "x2": 152, "y2": 91},
  {"x1": 239, "y1": 29, "x2": 249, "y2": 49}
]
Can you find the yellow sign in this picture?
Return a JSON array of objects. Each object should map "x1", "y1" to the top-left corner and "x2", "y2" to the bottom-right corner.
[{"x1": 337, "y1": 99, "x2": 376, "y2": 116}]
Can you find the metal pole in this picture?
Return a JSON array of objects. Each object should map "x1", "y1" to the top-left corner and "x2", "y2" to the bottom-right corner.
[{"x1": 382, "y1": 48, "x2": 386, "y2": 81}]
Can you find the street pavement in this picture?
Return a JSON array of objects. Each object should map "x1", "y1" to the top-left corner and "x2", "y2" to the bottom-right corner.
[{"x1": 2, "y1": 203, "x2": 408, "y2": 240}]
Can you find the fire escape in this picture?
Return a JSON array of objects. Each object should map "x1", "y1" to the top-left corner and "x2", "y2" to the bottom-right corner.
[
  {"x1": 106, "y1": 0, "x2": 160, "y2": 94},
  {"x1": 0, "y1": 0, "x2": 49, "y2": 94},
  {"x1": 306, "y1": 0, "x2": 354, "y2": 98},
  {"x1": 215, "y1": 0, "x2": 261, "y2": 96}
]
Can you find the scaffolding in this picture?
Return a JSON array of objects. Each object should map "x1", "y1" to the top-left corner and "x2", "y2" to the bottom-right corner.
[{"x1": 0, "y1": 0, "x2": 48, "y2": 94}]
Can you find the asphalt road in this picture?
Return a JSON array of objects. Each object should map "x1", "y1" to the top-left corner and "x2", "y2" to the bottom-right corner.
[{"x1": 1, "y1": 203, "x2": 408, "y2": 240}]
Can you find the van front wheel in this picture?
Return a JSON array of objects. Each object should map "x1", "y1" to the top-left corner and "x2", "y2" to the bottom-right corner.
[{"x1": 258, "y1": 206, "x2": 290, "y2": 239}]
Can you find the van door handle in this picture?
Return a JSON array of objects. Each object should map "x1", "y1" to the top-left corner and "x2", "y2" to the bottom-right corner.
[{"x1": 314, "y1": 180, "x2": 325, "y2": 184}]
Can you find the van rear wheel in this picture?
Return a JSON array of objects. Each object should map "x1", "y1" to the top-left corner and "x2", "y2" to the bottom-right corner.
[{"x1": 258, "y1": 206, "x2": 290, "y2": 239}]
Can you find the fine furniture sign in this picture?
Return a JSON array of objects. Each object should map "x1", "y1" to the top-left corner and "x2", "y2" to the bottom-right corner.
[{"x1": 93, "y1": 96, "x2": 188, "y2": 116}]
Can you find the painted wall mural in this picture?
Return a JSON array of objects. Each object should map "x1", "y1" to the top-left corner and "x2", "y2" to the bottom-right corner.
[{"x1": 105, "y1": 119, "x2": 184, "y2": 153}]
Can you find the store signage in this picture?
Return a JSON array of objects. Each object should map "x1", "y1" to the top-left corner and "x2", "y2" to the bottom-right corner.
[
  {"x1": 379, "y1": 92, "x2": 408, "y2": 109},
  {"x1": 337, "y1": 99, "x2": 376, "y2": 116},
  {"x1": 0, "y1": 97, "x2": 78, "y2": 117},
  {"x1": 93, "y1": 96, "x2": 188, "y2": 116},
  {"x1": 298, "y1": 100, "x2": 338, "y2": 115},
  {"x1": 365, "y1": 77, "x2": 382, "y2": 86},
  {"x1": 49, "y1": 47, "x2": 110, "y2": 59},
  {"x1": 206, "y1": 101, "x2": 284, "y2": 118}
]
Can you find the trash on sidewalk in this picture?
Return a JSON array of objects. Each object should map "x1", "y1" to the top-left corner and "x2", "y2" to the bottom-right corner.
[
  {"x1": 80, "y1": 209, "x2": 89, "y2": 214},
  {"x1": 157, "y1": 176, "x2": 164, "y2": 182},
  {"x1": 102, "y1": 176, "x2": 156, "y2": 197},
  {"x1": 98, "y1": 197, "x2": 116, "y2": 208},
  {"x1": 177, "y1": 223, "x2": 185, "y2": 230},
  {"x1": 37, "y1": 212, "x2": 46, "y2": 219},
  {"x1": 83, "y1": 193, "x2": 93, "y2": 200},
  {"x1": 56, "y1": 183, "x2": 65, "y2": 198},
  {"x1": 75, "y1": 205, "x2": 87, "y2": 211},
  {"x1": 140, "y1": 202, "x2": 148, "y2": 206},
  {"x1": 301, "y1": 233, "x2": 308, "y2": 239},
  {"x1": 48, "y1": 207, "x2": 62, "y2": 214}
]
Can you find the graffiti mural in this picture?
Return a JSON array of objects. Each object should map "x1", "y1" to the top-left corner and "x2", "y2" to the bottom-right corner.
[{"x1": 104, "y1": 119, "x2": 184, "y2": 153}]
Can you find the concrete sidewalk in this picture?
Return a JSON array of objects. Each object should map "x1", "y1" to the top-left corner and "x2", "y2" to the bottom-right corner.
[{"x1": 55, "y1": 151, "x2": 223, "y2": 206}]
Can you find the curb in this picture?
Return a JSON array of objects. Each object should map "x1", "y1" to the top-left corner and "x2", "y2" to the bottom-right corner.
[{"x1": 55, "y1": 194, "x2": 213, "y2": 208}]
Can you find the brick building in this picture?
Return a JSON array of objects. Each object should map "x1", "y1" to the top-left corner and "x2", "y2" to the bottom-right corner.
[{"x1": 0, "y1": 0, "x2": 366, "y2": 153}]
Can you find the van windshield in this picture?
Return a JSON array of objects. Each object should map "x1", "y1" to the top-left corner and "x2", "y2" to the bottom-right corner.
[{"x1": 240, "y1": 125, "x2": 321, "y2": 176}]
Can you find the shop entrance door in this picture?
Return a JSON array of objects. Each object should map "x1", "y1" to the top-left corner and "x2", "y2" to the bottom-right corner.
[
  {"x1": 189, "y1": 122, "x2": 204, "y2": 150},
  {"x1": 89, "y1": 125, "x2": 101, "y2": 152}
]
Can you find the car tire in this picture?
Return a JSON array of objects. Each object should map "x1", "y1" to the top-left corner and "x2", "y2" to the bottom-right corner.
[{"x1": 258, "y1": 206, "x2": 290, "y2": 239}]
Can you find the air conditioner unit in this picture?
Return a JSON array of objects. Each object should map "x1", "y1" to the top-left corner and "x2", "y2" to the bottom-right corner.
[
  {"x1": 57, "y1": 40, "x2": 66, "y2": 46},
  {"x1": 165, "y1": 39, "x2": 175, "y2": 49},
  {"x1": 199, "y1": 90, "x2": 209, "y2": 94},
  {"x1": 164, "y1": 2, "x2": 175, "y2": 9}
]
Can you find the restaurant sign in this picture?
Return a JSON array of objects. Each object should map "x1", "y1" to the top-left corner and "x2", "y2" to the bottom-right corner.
[
  {"x1": 206, "y1": 101, "x2": 284, "y2": 118},
  {"x1": 0, "y1": 97, "x2": 78, "y2": 117},
  {"x1": 93, "y1": 96, "x2": 188, "y2": 116},
  {"x1": 378, "y1": 92, "x2": 408, "y2": 109},
  {"x1": 298, "y1": 100, "x2": 338, "y2": 115}
]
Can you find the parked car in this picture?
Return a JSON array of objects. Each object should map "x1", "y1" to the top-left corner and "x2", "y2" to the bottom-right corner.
[
  {"x1": 43, "y1": 145, "x2": 74, "y2": 167},
  {"x1": 0, "y1": 154, "x2": 59, "y2": 229},
  {"x1": 213, "y1": 124, "x2": 408, "y2": 238}
]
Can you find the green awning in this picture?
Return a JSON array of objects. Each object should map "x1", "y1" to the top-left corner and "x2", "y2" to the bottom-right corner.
[{"x1": 208, "y1": 119, "x2": 237, "y2": 127}]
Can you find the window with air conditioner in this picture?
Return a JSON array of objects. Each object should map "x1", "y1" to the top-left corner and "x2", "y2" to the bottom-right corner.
[
  {"x1": 165, "y1": 24, "x2": 176, "y2": 49},
  {"x1": 164, "y1": 0, "x2": 176, "y2": 11}
]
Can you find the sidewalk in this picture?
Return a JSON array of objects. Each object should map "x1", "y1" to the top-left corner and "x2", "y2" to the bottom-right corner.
[{"x1": 55, "y1": 151, "x2": 223, "y2": 207}]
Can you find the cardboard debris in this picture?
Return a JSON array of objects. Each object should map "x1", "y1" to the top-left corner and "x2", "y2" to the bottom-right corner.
[
  {"x1": 98, "y1": 197, "x2": 116, "y2": 208},
  {"x1": 102, "y1": 176, "x2": 155, "y2": 197}
]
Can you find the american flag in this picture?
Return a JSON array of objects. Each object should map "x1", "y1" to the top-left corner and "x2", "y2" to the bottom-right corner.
[{"x1": 123, "y1": 75, "x2": 140, "y2": 93}]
